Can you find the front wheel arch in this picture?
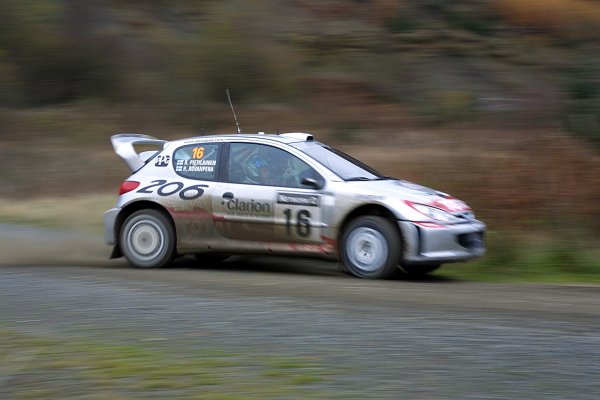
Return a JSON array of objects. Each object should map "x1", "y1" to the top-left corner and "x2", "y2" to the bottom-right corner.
[
  {"x1": 337, "y1": 204, "x2": 402, "y2": 256},
  {"x1": 338, "y1": 204, "x2": 399, "y2": 240}
]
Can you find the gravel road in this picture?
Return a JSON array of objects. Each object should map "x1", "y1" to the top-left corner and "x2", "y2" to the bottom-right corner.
[{"x1": 1, "y1": 226, "x2": 600, "y2": 399}]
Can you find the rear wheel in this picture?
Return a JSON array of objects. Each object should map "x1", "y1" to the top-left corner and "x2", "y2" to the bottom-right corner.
[
  {"x1": 120, "y1": 210, "x2": 175, "y2": 268},
  {"x1": 340, "y1": 216, "x2": 400, "y2": 279}
]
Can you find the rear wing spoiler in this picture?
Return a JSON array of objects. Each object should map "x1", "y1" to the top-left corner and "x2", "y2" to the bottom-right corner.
[{"x1": 110, "y1": 134, "x2": 167, "y2": 172}]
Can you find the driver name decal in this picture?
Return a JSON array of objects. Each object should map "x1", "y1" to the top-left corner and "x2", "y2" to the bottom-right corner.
[{"x1": 175, "y1": 158, "x2": 216, "y2": 173}]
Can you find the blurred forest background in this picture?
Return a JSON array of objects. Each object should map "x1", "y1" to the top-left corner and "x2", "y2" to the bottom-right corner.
[{"x1": 0, "y1": 0, "x2": 599, "y2": 280}]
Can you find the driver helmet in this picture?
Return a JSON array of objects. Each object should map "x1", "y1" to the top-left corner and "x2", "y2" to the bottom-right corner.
[{"x1": 245, "y1": 154, "x2": 271, "y2": 184}]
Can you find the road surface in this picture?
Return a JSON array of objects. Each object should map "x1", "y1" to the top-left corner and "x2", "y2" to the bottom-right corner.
[{"x1": 1, "y1": 225, "x2": 599, "y2": 398}]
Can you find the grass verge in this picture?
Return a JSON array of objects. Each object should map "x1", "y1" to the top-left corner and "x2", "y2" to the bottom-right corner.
[
  {"x1": 437, "y1": 230, "x2": 600, "y2": 284},
  {"x1": 0, "y1": 328, "x2": 336, "y2": 399},
  {"x1": 0, "y1": 194, "x2": 114, "y2": 234}
]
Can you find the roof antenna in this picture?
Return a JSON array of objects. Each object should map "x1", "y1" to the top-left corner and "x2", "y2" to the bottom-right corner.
[{"x1": 226, "y1": 88, "x2": 241, "y2": 134}]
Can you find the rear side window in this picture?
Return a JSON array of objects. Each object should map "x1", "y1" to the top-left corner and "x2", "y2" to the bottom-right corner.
[{"x1": 173, "y1": 143, "x2": 220, "y2": 181}]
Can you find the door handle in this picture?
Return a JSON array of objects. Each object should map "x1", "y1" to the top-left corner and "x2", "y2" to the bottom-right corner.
[{"x1": 222, "y1": 192, "x2": 234, "y2": 199}]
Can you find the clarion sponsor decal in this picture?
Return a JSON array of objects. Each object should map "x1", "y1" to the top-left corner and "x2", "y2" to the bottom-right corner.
[
  {"x1": 224, "y1": 198, "x2": 272, "y2": 214},
  {"x1": 277, "y1": 192, "x2": 320, "y2": 207}
]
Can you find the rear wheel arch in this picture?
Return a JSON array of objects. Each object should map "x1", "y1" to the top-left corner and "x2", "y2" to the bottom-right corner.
[{"x1": 114, "y1": 201, "x2": 176, "y2": 256}]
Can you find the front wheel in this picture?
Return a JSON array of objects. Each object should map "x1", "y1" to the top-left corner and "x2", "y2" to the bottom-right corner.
[
  {"x1": 340, "y1": 216, "x2": 401, "y2": 279},
  {"x1": 120, "y1": 209, "x2": 175, "y2": 268}
]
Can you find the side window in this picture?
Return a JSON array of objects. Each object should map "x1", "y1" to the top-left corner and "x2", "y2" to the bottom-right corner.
[
  {"x1": 173, "y1": 143, "x2": 220, "y2": 181},
  {"x1": 228, "y1": 143, "x2": 322, "y2": 189}
]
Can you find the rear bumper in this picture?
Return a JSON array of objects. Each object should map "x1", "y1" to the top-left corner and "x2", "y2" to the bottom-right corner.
[
  {"x1": 103, "y1": 208, "x2": 120, "y2": 245},
  {"x1": 398, "y1": 220, "x2": 486, "y2": 264}
]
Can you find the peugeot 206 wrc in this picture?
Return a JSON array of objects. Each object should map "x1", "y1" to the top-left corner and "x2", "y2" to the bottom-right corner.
[{"x1": 103, "y1": 132, "x2": 485, "y2": 279}]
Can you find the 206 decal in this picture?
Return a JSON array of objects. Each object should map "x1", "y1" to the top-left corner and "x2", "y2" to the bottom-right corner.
[{"x1": 137, "y1": 180, "x2": 208, "y2": 200}]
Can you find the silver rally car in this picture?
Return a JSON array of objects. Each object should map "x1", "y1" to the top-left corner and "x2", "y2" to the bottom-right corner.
[{"x1": 104, "y1": 132, "x2": 485, "y2": 279}]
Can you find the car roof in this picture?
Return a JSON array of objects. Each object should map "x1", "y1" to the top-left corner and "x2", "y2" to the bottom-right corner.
[{"x1": 169, "y1": 133, "x2": 314, "y2": 147}]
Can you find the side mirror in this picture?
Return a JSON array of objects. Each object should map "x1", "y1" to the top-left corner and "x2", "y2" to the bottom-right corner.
[{"x1": 301, "y1": 177, "x2": 323, "y2": 190}]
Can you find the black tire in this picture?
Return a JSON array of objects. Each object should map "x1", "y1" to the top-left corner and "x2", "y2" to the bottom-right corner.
[
  {"x1": 340, "y1": 216, "x2": 401, "y2": 279},
  {"x1": 120, "y1": 209, "x2": 175, "y2": 268},
  {"x1": 399, "y1": 263, "x2": 441, "y2": 277}
]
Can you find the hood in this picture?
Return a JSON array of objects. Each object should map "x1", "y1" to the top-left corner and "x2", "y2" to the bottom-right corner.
[
  {"x1": 348, "y1": 179, "x2": 438, "y2": 200},
  {"x1": 346, "y1": 179, "x2": 472, "y2": 213}
]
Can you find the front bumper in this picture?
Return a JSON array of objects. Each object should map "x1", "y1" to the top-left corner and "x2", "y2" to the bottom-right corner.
[
  {"x1": 103, "y1": 208, "x2": 120, "y2": 245},
  {"x1": 398, "y1": 220, "x2": 486, "y2": 264}
]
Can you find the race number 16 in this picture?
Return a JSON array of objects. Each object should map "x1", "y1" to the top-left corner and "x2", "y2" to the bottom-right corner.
[
  {"x1": 283, "y1": 208, "x2": 311, "y2": 237},
  {"x1": 192, "y1": 147, "x2": 204, "y2": 159}
]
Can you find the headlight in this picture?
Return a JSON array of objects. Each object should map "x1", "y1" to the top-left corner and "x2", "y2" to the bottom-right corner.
[{"x1": 410, "y1": 203, "x2": 463, "y2": 223}]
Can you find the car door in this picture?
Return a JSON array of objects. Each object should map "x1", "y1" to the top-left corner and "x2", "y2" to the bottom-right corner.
[{"x1": 212, "y1": 142, "x2": 326, "y2": 244}]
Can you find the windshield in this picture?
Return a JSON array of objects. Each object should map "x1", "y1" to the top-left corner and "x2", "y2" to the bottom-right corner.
[{"x1": 293, "y1": 142, "x2": 387, "y2": 181}]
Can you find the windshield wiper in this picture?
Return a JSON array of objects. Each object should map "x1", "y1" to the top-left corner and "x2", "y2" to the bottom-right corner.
[{"x1": 346, "y1": 176, "x2": 395, "y2": 181}]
